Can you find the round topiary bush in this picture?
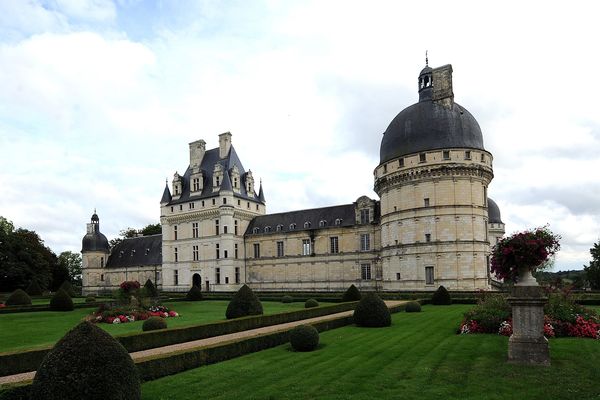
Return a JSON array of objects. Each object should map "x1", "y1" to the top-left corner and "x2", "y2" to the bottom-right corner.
[
  {"x1": 85, "y1": 295, "x2": 96, "y2": 303},
  {"x1": 29, "y1": 321, "x2": 140, "y2": 400},
  {"x1": 405, "y1": 301, "x2": 422, "y2": 313},
  {"x1": 144, "y1": 279, "x2": 159, "y2": 298},
  {"x1": 281, "y1": 295, "x2": 293, "y2": 303},
  {"x1": 59, "y1": 281, "x2": 76, "y2": 297},
  {"x1": 305, "y1": 298, "x2": 319, "y2": 308},
  {"x1": 5, "y1": 289, "x2": 32, "y2": 306},
  {"x1": 432, "y1": 285, "x2": 452, "y2": 305},
  {"x1": 50, "y1": 289, "x2": 74, "y2": 311},
  {"x1": 289, "y1": 324, "x2": 319, "y2": 352},
  {"x1": 142, "y1": 316, "x2": 168, "y2": 332},
  {"x1": 225, "y1": 284, "x2": 263, "y2": 319},
  {"x1": 186, "y1": 285, "x2": 203, "y2": 301},
  {"x1": 26, "y1": 280, "x2": 44, "y2": 296},
  {"x1": 353, "y1": 292, "x2": 391, "y2": 327},
  {"x1": 342, "y1": 284, "x2": 362, "y2": 302}
]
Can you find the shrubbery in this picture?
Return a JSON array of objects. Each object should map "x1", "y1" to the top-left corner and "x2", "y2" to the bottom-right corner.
[
  {"x1": 405, "y1": 301, "x2": 422, "y2": 313},
  {"x1": 29, "y1": 321, "x2": 140, "y2": 400},
  {"x1": 353, "y1": 292, "x2": 391, "y2": 327},
  {"x1": 26, "y1": 280, "x2": 43, "y2": 296},
  {"x1": 144, "y1": 279, "x2": 159, "y2": 298},
  {"x1": 50, "y1": 288, "x2": 74, "y2": 311},
  {"x1": 460, "y1": 293, "x2": 510, "y2": 333},
  {"x1": 59, "y1": 281, "x2": 76, "y2": 297},
  {"x1": 85, "y1": 295, "x2": 96, "y2": 303},
  {"x1": 5, "y1": 289, "x2": 32, "y2": 306},
  {"x1": 342, "y1": 284, "x2": 362, "y2": 302},
  {"x1": 281, "y1": 295, "x2": 293, "y2": 303},
  {"x1": 142, "y1": 316, "x2": 168, "y2": 332},
  {"x1": 432, "y1": 285, "x2": 452, "y2": 305},
  {"x1": 186, "y1": 285, "x2": 203, "y2": 301},
  {"x1": 225, "y1": 284, "x2": 263, "y2": 319},
  {"x1": 289, "y1": 325, "x2": 319, "y2": 351},
  {"x1": 305, "y1": 298, "x2": 319, "y2": 308}
]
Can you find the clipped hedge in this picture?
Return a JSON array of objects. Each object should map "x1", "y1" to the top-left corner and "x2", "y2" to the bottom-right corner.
[
  {"x1": 281, "y1": 295, "x2": 293, "y2": 304},
  {"x1": 290, "y1": 325, "x2": 319, "y2": 351},
  {"x1": 49, "y1": 289, "x2": 74, "y2": 311},
  {"x1": 142, "y1": 317, "x2": 167, "y2": 332},
  {"x1": 144, "y1": 279, "x2": 159, "y2": 298},
  {"x1": 185, "y1": 285, "x2": 203, "y2": 301},
  {"x1": 432, "y1": 285, "x2": 452, "y2": 305},
  {"x1": 5, "y1": 289, "x2": 31, "y2": 306},
  {"x1": 342, "y1": 284, "x2": 362, "y2": 302},
  {"x1": 405, "y1": 301, "x2": 422, "y2": 313},
  {"x1": 225, "y1": 284, "x2": 263, "y2": 319},
  {"x1": 353, "y1": 292, "x2": 391, "y2": 327},
  {"x1": 305, "y1": 298, "x2": 319, "y2": 308}
]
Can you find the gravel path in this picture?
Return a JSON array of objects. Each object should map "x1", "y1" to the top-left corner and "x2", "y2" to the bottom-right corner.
[{"x1": 0, "y1": 300, "x2": 406, "y2": 386}]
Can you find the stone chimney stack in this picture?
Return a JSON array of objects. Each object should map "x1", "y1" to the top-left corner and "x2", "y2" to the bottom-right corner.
[
  {"x1": 189, "y1": 139, "x2": 206, "y2": 168},
  {"x1": 219, "y1": 132, "x2": 232, "y2": 159},
  {"x1": 432, "y1": 64, "x2": 454, "y2": 108}
]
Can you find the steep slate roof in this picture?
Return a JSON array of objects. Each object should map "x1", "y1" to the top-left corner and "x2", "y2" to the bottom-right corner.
[
  {"x1": 245, "y1": 204, "x2": 358, "y2": 235},
  {"x1": 106, "y1": 234, "x2": 162, "y2": 268},
  {"x1": 487, "y1": 197, "x2": 503, "y2": 224},
  {"x1": 165, "y1": 146, "x2": 263, "y2": 205},
  {"x1": 160, "y1": 183, "x2": 172, "y2": 204}
]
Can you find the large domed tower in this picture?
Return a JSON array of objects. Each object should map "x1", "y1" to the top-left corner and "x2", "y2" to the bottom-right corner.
[
  {"x1": 81, "y1": 211, "x2": 110, "y2": 295},
  {"x1": 374, "y1": 63, "x2": 494, "y2": 290}
]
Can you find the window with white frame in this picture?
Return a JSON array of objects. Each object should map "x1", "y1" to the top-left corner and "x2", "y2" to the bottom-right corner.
[
  {"x1": 192, "y1": 222, "x2": 199, "y2": 238},
  {"x1": 302, "y1": 239, "x2": 311, "y2": 256},
  {"x1": 425, "y1": 266, "x2": 434, "y2": 285},
  {"x1": 330, "y1": 236, "x2": 339, "y2": 254},
  {"x1": 277, "y1": 241, "x2": 284, "y2": 257},
  {"x1": 361, "y1": 264, "x2": 371, "y2": 280},
  {"x1": 360, "y1": 209, "x2": 370, "y2": 224},
  {"x1": 174, "y1": 269, "x2": 179, "y2": 285},
  {"x1": 360, "y1": 234, "x2": 371, "y2": 251},
  {"x1": 192, "y1": 245, "x2": 199, "y2": 261},
  {"x1": 253, "y1": 243, "x2": 260, "y2": 258}
]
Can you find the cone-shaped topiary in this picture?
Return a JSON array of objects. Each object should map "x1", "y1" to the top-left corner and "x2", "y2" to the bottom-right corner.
[
  {"x1": 142, "y1": 316, "x2": 167, "y2": 332},
  {"x1": 432, "y1": 285, "x2": 452, "y2": 305},
  {"x1": 353, "y1": 292, "x2": 391, "y2": 327},
  {"x1": 225, "y1": 284, "x2": 263, "y2": 319},
  {"x1": 185, "y1": 285, "x2": 203, "y2": 301},
  {"x1": 405, "y1": 301, "x2": 422, "y2": 313},
  {"x1": 50, "y1": 288, "x2": 74, "y2": 311},
  {"x1": 281, "y1": 295, "x2": 293, "y2": 303},
  {"x1": 5, "y1": 289, "x2": 32, "y2": 306},
  {"x1": 144, "y1": 279, "x2": 159, "y2": 298},
  {"x1": 305, "y1": 298, "x2": 319, "y2": 308},
  {"x1": 289, "y1": 324, "x2": 319, "y2": 352},
  {"x1": 26, "y1": 280, "x2": 43, "y2": 296},
  {"x1": 29, "y1": 321, "x2": 140, "y2": 400},
  {"x1": 342, "y1": 284, "x2": 362, "y2": 302},
  {"x1": 59, "y1": 281, "x2": 76, "y2": 297}
]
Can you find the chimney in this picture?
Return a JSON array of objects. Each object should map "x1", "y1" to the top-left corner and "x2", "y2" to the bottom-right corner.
[
  {"x1": 189, "y1": 140, "x2": 206, "y2": 168},
  {"x1": 432, "y1": 64, "x2": 454, "y2": 108},
  {"x1": 219, "y1": 132, "x2": 232, "y2": 159}
]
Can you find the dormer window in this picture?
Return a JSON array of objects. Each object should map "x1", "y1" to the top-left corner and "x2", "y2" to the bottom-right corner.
[
  {"x1": 276, "y1": 224, "x2": 283, "y2": 232},
  {"x1": 319, "y1": 220, "x2": 327, "y2": 227},
  {"x1": 304, "y1": 221, "x2": 311, "y2": 229},
  {"x1": 443, "y1": 150, "x2": 450, "y2": 160},
  {"x1": 360, "y1": 209, "x2": 370, "y2": 224},
  {"x1": 216, "y1": 176, "x2": 220, "y2": 186},
  {"x1": 264, "y1": 226, "x2": 272, "y2": 233},
  {"x1": 252, "y1": 227, "x2": 260, "y2": 234},
  {"x1": 289, "y1": 223, "x2": 296, "y2": 230},
  {"x1": 399, "y1": 158, "x2": 404, "y2": 167},
  {"x1": 465, "y1": 151, "x2": 471, "y2": 160},
  {"x1": 419, "y1": 153, "x2": 426, "y2": 163},
  {"x1": 335, "y1": 218, "x2": 342, "y2": 225}
]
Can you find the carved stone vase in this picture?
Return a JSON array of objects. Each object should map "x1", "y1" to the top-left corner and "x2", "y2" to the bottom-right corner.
[{"x1": 507, "y1": 266, "x2": 550, "y2": 366}]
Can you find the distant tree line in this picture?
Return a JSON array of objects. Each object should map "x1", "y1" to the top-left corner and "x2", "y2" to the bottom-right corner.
[{"x1": 109, "y1": 223, "x2": 161, "y2": 249}]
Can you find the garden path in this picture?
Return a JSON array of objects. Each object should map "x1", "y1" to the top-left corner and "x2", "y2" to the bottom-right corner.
[{"x1": 0, "y1": 300, "x2": 406, "y2": 386}]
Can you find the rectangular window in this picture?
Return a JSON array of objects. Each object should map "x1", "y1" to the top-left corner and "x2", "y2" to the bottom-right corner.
[
  {"x1": 361, "y1": 264, "x2": 372, "y2": 280},
  {"x1": 480, "y1": 153, "x2": 485, "y2": 162},
  {"x1": 237, "y1": 199, "x2": 241, "y2": 206},
  {"x1": 100, "y1": 257, "x2": 104, "y2": 268},
  {"x1": 215, "y1": 220, "x2": 219, "y2": 235},
  {"x1": 216, "y1": 268, "x2": 221, "y2": 284},
  {"x1": 253, "y1": 243, "x2": 260, "y2": 258},
  {"x1": 330, "y1": 236, "x2": 339, "y2": 254},
  {"x1": 360, "y1": 209, "x2": 370, "y2": 224},
  {"x1": 425, "y1": 233, "x2": 431, "y2": 242},
  {"x1": 424, "y1": 198, "x2": 430, "y2": 207},
  {"x1": 212, "y1": 198, "x2": 216, "y2": 205},
  {"x1": 234, "y1": 220, "x2": 238, "y2": 235},
  {"x1": 179, "y1": 205, "x2": 183, "y2": 211},
  {"x1": 174, "y1": 247, "x2": 178, "y2": 262},
  {"x1": 173, "y1": 225, "x2": 178, "y2": 240},
  {"x1": 192, "y1": 222, "x2": 199, "y2": 238},
  {"x1": 174, "y1": 269, "x2": 179, "y2": 285},
  {"x1": 235, "y1": 267, "x2": 240, "y2": 284},
  {"x1": 396, "y1": 272, "x2": 401, "y2": 280},
  {"x1": 247, "y1": 202, "x2": 250, "y2": 209},
  {"x1": 202, "y1": 200, "x2": 205, "y2": 207},
  {"x1": 443, "y1": 150, "x2": 450, "y2": 160},
  {"x1": 360, "y1": 234, "x2": 371, "y2": 251},
  {"x1": 277, "y1": 241, "x2": 284, "y2": 257},
  {"x1": 189, "y1": 202, "x2": 194, "y2": 210},
  {"x1": 224, "y1": 250, "x2": 228, "y2": 258},
  {"x1": 223, "y1": 197, "x2": 227, "y2": 205},
  {"x1": 225, "y1": 276, "x2": 229, "y2": 284},
  {"x1": 171, "y1": 206, "x2": 174, "y2": 212},
  {"x1": 465, "y1": 150, "x2": 471, "y2": 160},
  {"x1": 399, "y1": 158, "x2": 404, "y2": 167},
  {"x1": 192, "y1": 245, "x2": 199, "y2": 261},
  {"x1": 419, "y1": 153, "x2": 426, "y2": 163},
  {"x1": 425, "y1": 266, "x2": 434, "y2": 285},
  {"x1": 216, "y1": 244, "x2": 220, "y2": 259},
  {"x1": 224, "y1": 226, "x2": 228, "y2": 234},
  {"x1": 100, "y1": 273, "x2": 104, "y2": 281},
  {"x1": 302, "y1": 239, "x2": 311, "y2": 256},
  {"x1": 193, "y1": 178, "x2": 200, "y2": 191},
  {"x1": 383, "y1": 164, "x2": 387, "y2": 173},
  {"x1": 235, "y1": 243, "x2": 239, "y2": 258}
]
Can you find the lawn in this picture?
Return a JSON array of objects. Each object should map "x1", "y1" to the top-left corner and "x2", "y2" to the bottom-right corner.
[
  {"x1": 0, "y1": 300, "x2": 318, "y2": 353},
  {"x1": 142, "y1": 305, "x2": 600, "y2": 400}
]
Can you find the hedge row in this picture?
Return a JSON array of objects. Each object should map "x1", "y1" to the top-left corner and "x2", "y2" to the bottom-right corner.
[
  {"x1": 0, "y1": 301, "x2": 107, "y2": 315},
  {"x1": 0, "y1": 301, "x2": 358, "y2": 376}
]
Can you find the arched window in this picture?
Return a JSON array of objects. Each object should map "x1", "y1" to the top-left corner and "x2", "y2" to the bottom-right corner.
[
  {"x1": 304, "y1": 221, "x2": 311, "y2": 229},
  {"x1": 252, "y1": 227, "x2": 260, "y2": 234},
  {"x1": 319, "y1": 220, "x2": 327, "y2": 227},
  {"x1": 289, "y1": 223, "x2": 296, "y2": 230},
  {"x1": 335, "y1": 218, "x2": 342, "y2": 226},
  {"x1": 264, "y1": 226, "x2": 272, "y2": 233},
  {"x1": 276, "y1": 224, "x2": 283, "y2": 232}
]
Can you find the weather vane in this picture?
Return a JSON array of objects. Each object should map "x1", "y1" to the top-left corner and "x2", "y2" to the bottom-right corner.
[{"x1": 425, "y1": 50, "x2": 428, "y2": 66}]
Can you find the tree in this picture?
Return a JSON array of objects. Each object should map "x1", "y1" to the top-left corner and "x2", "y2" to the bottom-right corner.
[
  {"x1": 109, "y1": 223, "x2": 161, "y2": 249},
  {"x1": 584, "y1": 241, "x2": 600, "y2": 290},
  {"x1": 58, "y1": 251, "x2": 82, "y2": 286}
]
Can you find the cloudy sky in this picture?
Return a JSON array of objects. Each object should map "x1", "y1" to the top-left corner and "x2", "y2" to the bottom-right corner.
[{"x1": 1, "y1": 0, "x2": 599, "y2": 271}]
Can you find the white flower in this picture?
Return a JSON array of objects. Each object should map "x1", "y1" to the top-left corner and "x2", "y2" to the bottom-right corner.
[{"x1": 112, "y1": 318, "x2": 120, "y2": 324}]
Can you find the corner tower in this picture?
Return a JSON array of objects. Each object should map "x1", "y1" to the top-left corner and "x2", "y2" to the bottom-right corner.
[
  {"x1": 81, "y1": 211, "x2": 110, "y2": 295},
  {"x1": 375, "y1": 63, "x2": 494, "y2": 290}
]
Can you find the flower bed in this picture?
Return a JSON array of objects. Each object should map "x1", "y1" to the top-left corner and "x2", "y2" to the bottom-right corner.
[{"x1": 93, "y1": 305, "x2": 179, "y2": 324}]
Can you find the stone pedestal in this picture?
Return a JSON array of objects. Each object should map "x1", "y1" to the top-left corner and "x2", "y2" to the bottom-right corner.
[{"x1": 507, "y1": 285, "x2": 550, "y2": 366}]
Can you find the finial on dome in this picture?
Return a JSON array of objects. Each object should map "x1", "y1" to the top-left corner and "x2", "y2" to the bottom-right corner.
[{"x1": 425, "y1": 50, "x2": 428, "y2": 66}]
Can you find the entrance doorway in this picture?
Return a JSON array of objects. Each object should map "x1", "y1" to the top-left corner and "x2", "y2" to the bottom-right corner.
[
  {"x1": 192, "y1": 273, "x2": 201, "y2": 287},
  {"x1": 205, "y1": 280, "x2": 210, "y2": 292}
]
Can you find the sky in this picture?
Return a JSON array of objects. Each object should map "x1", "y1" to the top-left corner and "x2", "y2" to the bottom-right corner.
[{"x1": 0, "y1": 0, "x2": 599, "y2": 271}]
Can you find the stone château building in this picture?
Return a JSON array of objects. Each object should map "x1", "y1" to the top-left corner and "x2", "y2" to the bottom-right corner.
[{"x1": 82, "y1": 62, "x2": 505, "y2": 294}]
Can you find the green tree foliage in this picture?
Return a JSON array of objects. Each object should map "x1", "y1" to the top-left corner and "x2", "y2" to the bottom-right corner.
[
  {"x1": 29, "y1": 321, "x2": 141, "y2": 400},
  {"x1": 5, "y1": 288, "x2": 32, "y2": 306},
  {"x1": 584, "y1": 241, "x2": 600, "y2": 290},
  {"x1": 50, "y1": 288, "x2": 74, "y2": 311},
  {"x1": 142, "y1": 316, "x2": 167, "y2": 332},
  {"x1": 58, "y1": 251, "x2": 82, "y2": 286},
  {"x1": 225, "y1": 284, "x2": 263, "y2": 319},
  {"x1": 26, "y1": 279, "x2": 44, "y2": 296},
  {"x1": 353, "y1": 292, "x2": 392, "y2": 327},
  {"x1": 109, "y1": 223, "x2": 161, "y2": 249},
  {"x1": 144, "y1": 278, "x2": 159, "y2": 298},
  {"x1": 59, "y1": 281, "x2": 77, "y2": 297}
]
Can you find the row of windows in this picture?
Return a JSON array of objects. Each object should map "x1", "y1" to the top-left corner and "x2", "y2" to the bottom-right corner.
[
  {"x1": 172, "y1": 268, "x2": 240, "y2": 285},
  {"x1": 251, "y1": 234, "x2": 371, "y2": 258},
  {"x1": 252, "y1": 219, "x2": 344, "y2": 234},
  {"x1": 173, "y1": 243, "x2": 240, "y2": 262},
  {"x1": 170, "y1": 198, "x2": 260, "y2": 213},
  {"x1": 173, "y1": 220, "x2": 240, "y2": 240},
  {"x1": 382, "y1": 150, "x2": 487, "y2": 172}
]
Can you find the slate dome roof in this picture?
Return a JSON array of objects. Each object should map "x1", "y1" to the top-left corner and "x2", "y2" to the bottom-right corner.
[
  {"x1": 487, "y1": 197, "x2": 503, "y2": 224},
  {"x1": 82, "y1": 231, "x2": 109, "y2": 252}
]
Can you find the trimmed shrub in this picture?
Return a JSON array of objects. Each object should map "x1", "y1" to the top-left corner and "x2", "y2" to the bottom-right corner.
[
  {"x1": 26, "y1": 280, "x2": 43, "y2": 296},
  {"x1": 49, "y1": 289, "x2": 74, "y2": 311},
  {"x1": 186, "y1": 285, "x2": 203, "y2": 301},
  {"x1": 5, "y1": 289, "x2": 32, "y2": 306},
  {"x1": 225, "y1": 284, "x2": 263, "y2": 319},
  {"x1": 305, "y1": 298, "x2": 319, "y2": 308},
  {"x1": 58, "y1": 281, "x2": 76, "y2": 297},
  {"x1": 281, "y1": 295, "x2": 293, "y2": 303},
  {"x1": 432, "y1": 285, "x2": 452, "y2": 305},
  {"x1": 85, "y1": 295, "x2": 96, "y2": 303},
  {"x1": 353, "y1": 292, "x2": 391, "y2": 327},
  {"x1": 342, "y1": 284, "x2": 362, "y2": 302},
  {"x1": 29, "y1": 321, "x2": 140, "y2": 400},
  {"x1": 142, "y1": 317, "x2": 168, "y2": 332},
  {"x1": 289, "y1": 325, "x2": 319, "y2": 352},
  {"x1": 144, "y1": 279, "x2": 159, "y2": 298},
  {"x1": 405, "y1": 301, "x2": 422, "y2": 313}
]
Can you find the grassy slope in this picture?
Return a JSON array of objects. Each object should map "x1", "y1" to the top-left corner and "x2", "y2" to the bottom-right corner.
[
  {"x1": 142, "y1": 305, "x2": 600, "y2": 400},
  {"x1": 0, "y1": 301, "x2": 316, "y2": 353}
]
